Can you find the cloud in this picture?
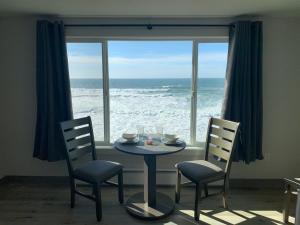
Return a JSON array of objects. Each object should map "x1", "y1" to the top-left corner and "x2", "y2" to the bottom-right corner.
[
  {"x1": 198, "y1": 52, "x2": 227, "y2": 62},
  {"x1": 109, "y1": 55, "x2": 191, "y2": 64},
  {"x1": 68, "y1": 55, "x2": 102, "y2": 64},
  {"x1": 67, "y1": 52, "x2": 227, "y2": 65}
]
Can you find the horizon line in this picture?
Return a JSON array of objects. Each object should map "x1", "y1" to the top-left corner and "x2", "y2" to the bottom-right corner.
[{"x1": 70, "y1": 77, "x2": 225, "y2": 79}]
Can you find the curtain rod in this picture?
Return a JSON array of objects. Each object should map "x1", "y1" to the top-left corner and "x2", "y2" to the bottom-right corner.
[{"x1": 64, "y1": 23, "x2": 232, "y2": 30}]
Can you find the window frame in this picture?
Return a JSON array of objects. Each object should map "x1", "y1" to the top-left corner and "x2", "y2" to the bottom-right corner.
[{"x1": 67, "y1": 36, "x2": 228, "y2": 148}]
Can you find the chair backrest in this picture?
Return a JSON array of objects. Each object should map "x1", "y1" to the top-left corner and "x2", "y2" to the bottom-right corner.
[
  {"x1": 60, "y1": 116, "x2": 96, "y2": 173},
  {"x1": 204, "y1": 117, "x2": 240, "y2": 174}
]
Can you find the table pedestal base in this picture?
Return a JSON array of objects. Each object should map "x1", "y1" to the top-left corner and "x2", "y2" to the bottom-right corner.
[{"x1": 125, "y1": 192, "x2": 174, "y2": 220}]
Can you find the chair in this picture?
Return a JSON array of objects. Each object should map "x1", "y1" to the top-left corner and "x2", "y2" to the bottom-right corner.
[
  {"x1": 60, "y1": 116, "x2": 124, "y2": 221},
  {"x1": 175, "y1": 117, "x2": 240, "y2": 221}
]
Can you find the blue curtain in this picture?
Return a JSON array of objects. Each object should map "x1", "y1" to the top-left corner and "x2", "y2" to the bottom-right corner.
[
  {"x1": 222, "y1": 21, "x2": 263, "y2": 163},
  {"x1": 33, "y1": 20, "x2": 73, "y2": 161}
]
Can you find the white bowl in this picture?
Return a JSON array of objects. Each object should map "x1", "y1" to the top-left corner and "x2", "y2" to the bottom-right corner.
[
  {"x1": 164, "y1": 134, "x2": 179, "y2": 142},
  {"x1": 122, "y1": 133, "x2": 137, "y2": 141}
]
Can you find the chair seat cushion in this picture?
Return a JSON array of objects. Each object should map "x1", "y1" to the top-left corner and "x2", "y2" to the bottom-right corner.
[
  {"x1": 73, "y1": 160, "x2": 122, "y2": 183},
  {"x1": 176, "y1": 160, "x2": 225, "y2": 183}
]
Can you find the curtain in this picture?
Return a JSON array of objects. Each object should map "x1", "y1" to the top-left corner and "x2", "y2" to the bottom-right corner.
[
  {"x1": 222, "y1": 21, "x2": 263, "y2": 163},
  {"x1": 33, "y1": 20, "x2": 73, "y2": 161}
]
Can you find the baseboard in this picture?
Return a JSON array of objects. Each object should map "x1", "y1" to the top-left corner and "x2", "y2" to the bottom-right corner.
[{"x1": 0, "y1": 175, "x2": 284, "y2": 189}]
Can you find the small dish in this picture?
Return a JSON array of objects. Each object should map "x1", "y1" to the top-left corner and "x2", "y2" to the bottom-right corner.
[
  {"x1": 118, "y1": 137, "x2": 139, "y2": 145},
  {"x1": 164, "y1": 134, "x2": 178, "y2": 140},
  {"x1": 164, "y1": 134, "x2": 179, "y2": 143},
  {"x1": 122, "y1": 133, "x2": 137, "y2": 142},
  {"x1": 163, "y1": 139, "x2": 183, "y2": 146}
]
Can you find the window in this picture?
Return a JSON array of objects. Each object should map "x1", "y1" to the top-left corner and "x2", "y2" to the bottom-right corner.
[
  {"x1": 67, "y1": 43, "x2": 104, "y2": 141},
  {"x1": 196, "y1": 43, "x2": 228, "y2": 142},
  {"x1": 108, "y1": 41, "x2": 192, "y2": 143},
  {"x1": 66, "y1": 39, "x2": 228, "y2": 146}
]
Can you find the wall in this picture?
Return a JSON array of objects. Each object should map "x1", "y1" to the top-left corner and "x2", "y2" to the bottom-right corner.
[{"x1": 0, "y1": 16, "x2": 299, "y2": 184}]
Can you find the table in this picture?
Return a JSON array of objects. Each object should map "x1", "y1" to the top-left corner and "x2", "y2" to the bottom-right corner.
[
  {"x1": 114, "y1": 139, "x2": 186, "y2": 220},
  {"x1": 283, "y1": 178, "x2": 300, "y2": 223}
]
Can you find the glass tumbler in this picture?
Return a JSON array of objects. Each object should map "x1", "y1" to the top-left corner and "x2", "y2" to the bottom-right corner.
[
  {"x1": 155, "y1": 126, "x2": 164, "y2": 142},
  {"x1": 136, "y1": 125, "x2": 144, "y2": 141}
]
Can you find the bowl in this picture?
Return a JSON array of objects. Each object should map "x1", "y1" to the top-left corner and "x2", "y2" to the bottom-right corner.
[
  {"x1": 122, "y1": 133, "x2": 137, "y2": 141},
  {"x1": 164, "y1": 134, "x2": 179, "y2": 142}
]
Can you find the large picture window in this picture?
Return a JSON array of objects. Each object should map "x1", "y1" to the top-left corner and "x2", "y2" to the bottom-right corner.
[{"x1": 66, "y1": 39, "x2": 228, "y2": 146}]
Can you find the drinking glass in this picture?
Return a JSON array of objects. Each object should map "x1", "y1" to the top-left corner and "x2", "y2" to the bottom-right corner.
[
  {"x1": 145, "y1": 127, "x2": 154, "y2": 140},
  {"x1": 155, "y1": 126, "x2": 164, "y2": 142},
  {"x1": 136, "y1": 125, "x2": 144, "y2": 141}
]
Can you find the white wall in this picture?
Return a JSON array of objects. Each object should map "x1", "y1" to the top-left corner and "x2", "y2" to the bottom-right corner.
[{"x1": 0, "y1": 16, "x2": 299, "y2": 184}]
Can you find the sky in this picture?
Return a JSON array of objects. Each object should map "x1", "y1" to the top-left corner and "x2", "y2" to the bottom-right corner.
[{"x1": 67, "y1": 41, "x2": 228, "y2": 79}]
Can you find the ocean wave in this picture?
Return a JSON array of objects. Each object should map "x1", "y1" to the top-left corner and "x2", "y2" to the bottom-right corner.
[
  {"x1": 75, "y1": 109, "x2": 98, "y2": 114},
  {"x1": 161, "y1": 85, "x2": 183, "y2": 88},
  {"x1": 71, "y1": 86, "x2": 224, "y2": 143},
  {"x1": 72, "y1": 94, "x2": 101, "y2": 98}
]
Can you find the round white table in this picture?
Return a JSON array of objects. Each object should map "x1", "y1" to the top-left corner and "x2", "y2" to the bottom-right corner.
[{"x1": 114, "y1": 139, "x2": 186, "y2": 220}]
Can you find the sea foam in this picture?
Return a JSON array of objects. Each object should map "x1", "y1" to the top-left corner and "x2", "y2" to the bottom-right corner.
[{"x1": 70, "y1": 78, "x2": 224, "y2": 144}]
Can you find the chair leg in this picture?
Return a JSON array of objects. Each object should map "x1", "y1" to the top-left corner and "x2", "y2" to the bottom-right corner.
[
  {"x1": 222, "y1": 179, "x2": 229, "y2": 209},
  {"x1": 94, "y1": 184, "x2": 102, "y2": 222},
  {"x1": 70, "y1": 178, "x2": 75, "y2": 208},
  {"x1": 175, "y1": 169, "x2": 181, "y2": 203},
  {"x1": 118, "y1": 171, "x2": 124, "y2": 204},
  {"x1": 194, "y1": 183, "x2": 201, "y2": 221},
  {"x1": 204, "y1": 184, "x2": 208, "y2": 198},
  {"x1": 283, "y1": 183, "x2": 292, "y2": 223}
]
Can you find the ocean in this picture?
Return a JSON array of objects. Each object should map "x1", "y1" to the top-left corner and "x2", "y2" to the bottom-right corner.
[{"x1": 70, "y1": 78, "x2": 224, "y2": 143}]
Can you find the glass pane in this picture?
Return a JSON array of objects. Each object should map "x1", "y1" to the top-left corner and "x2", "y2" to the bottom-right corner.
[
  {"x1": 67, "y1": 43, "x2": 104, "y2": 141},
  {"x1": 108, "y1": 41, "x2": 192, "y2": 143},
  {"x1": 196, "y1": 43, "x2": 228, "y2": 142}
]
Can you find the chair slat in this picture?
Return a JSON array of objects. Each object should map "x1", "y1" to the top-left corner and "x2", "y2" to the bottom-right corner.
[
  {"x1": 208, "y1": 145, "x2": 230, "y2": 161},
  {"x1": 210, "y1": 136, "x2": 232, "y2": 151},
  {"x1": 212, "y1": 118, "x2": 239, "y2": 130},
  {"x1": 211, "y1": 127, "x2": 235, "y2": 141},
  {"x1": 61, "y1": 117, "x2": 90, "y2": 130},
  {"x1": 64, "y1": 126, "x2": 91, "y2": 140},
  {"x1": 69, "y1": 145, "x2": 93, "y2": 160},
  {"x1": 66, "y1": 136, "x2": 92, "y2": 151}
]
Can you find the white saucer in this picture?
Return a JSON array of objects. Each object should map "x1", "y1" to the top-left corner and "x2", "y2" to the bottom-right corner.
[
  {"x1": 118, "y1": 137, "x2": 139, "y2": 144},
  {"x1": 163, "y1": 139, "x2": 183, "y2": 146}
]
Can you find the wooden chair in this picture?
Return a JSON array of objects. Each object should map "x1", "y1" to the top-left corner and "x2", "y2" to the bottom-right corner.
[
  {"x1": 175, "y1": 117, "x2": 240, "y2": 221},
  {"x1": 60, "y1": 116, "x2": 124, "y2": 221}
]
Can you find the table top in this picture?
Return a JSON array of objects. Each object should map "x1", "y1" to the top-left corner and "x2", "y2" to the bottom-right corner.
[{"x1": 113, "y1": 139, "x2": 186, "y2": 156}]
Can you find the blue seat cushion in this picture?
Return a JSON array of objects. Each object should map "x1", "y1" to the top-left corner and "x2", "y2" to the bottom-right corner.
[
  {"x1": 73, "y1": 160, "x2": 122, "y2": 183},
  {"x1": 176, "y1": 160, "x2": 225, "y2": 183}
]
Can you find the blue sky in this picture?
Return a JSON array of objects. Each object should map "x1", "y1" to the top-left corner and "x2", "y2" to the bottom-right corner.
[{"x1": 67, "y1": 41, "x2": 228, "y2": 79}]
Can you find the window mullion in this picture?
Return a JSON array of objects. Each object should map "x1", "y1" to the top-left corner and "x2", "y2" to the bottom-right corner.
[
  {"x1": 102, "y1": 40, "x2": 110, "y2": 144},
  {"x1": 190, "y1": 40, "x2": 198, "y2": 145}
]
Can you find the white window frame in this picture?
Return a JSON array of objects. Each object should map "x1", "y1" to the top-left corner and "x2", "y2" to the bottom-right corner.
[{"x1": 67, "y1": 36, "x2": 228, "y2": 148}]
